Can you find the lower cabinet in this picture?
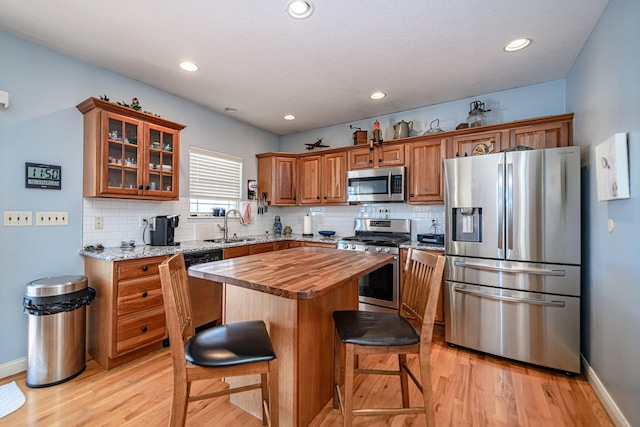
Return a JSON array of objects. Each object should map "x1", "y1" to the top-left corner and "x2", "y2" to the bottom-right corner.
[
  {"x1": 303, "y1": 241, "x2": 337, "y2": 248},
  {"x1": 85, "y1": 255, "x2": 168, "y2": 370}
]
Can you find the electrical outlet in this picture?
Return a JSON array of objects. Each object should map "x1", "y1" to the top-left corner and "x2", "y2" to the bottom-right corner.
[
  {"x1": 36, "y1": 211, "x2": 69, "y2": 226},
  {"x1": 3, "y1": 211, "x2": 32, "y2": 226},
  {"x1": 139, "y1": 216, "x2": 149, "y2": 229},
  {"x1": 94, "y1": 216, "x2": 104, "y2": 230}
]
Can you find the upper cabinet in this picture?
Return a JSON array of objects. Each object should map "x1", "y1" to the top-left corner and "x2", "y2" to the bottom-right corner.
[
  {"x1": 257, "y1": 153, "x2": 298, "y2": 206},
  {"x1": 299, "y1": 152, "x2": 348, "y2": 205},
  {"x1": 77, "y1": 97, "x2": 185, "y2": 200},
  {"x1": 348, "y1": 144, "x2": 405, "y2": 170},
  {"x1": 406, "y1": 138, "x2": 446, "y2": 204},
  {"x1": 448, "y1": 130, "x2": 504, "y2": 158},
  {"x1": 508, "y1": 117, "x2": 572, "y2": 149},
  {"x1": 257, "y1": 113, "x2": 573, "y2": 206}
]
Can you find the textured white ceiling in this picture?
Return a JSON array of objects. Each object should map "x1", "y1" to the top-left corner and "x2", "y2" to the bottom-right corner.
[{"x1": 0, "y1": 0, "x2": 608, "y2": 135}]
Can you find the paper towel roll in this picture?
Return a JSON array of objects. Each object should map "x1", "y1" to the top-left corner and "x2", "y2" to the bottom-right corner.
[{"x1": 303, "y1": 215, "x2": 312, "y2": 236}]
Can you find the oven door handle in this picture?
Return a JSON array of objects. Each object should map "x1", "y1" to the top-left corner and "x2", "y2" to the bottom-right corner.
[
  {"x1": 453, "y1": 261, "x2": 566, "y2": 276},
  {"x1": 453, "y1": 286, "x2": 566, "y2": 307}
]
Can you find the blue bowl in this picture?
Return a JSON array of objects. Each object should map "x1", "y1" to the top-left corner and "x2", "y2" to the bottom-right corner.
[{"x1": 318, "y1": 230, "x2": 336, "y2": 236}]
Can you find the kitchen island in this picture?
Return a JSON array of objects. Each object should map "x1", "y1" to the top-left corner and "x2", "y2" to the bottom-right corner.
[{"x1": 188, "y1": 246, "x2": 394, "y2": 427}]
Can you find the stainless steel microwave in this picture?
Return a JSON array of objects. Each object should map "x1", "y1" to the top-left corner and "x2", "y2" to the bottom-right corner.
[{"x1": 347, "y1": 166, "x2": 406, "y2": 203}]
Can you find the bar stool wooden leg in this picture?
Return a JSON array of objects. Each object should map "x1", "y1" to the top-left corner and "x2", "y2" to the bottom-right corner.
[
  {"x1": 399, "y1": 354, "x2": 410, "y2": 407},
  {"x1": 333, "y1": 329, "x2": 341, "y2": 410},
  {"x1": 343, "y1": 343, "x2": 355, "y2": 426}
]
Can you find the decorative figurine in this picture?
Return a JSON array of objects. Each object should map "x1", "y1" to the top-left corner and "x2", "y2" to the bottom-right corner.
[
  {"x1": 273, "y1": 215, "x2": 283, "y2": 235},
  {"x1": 372, "y1": 120, "x2": 382, "y2": 144}
]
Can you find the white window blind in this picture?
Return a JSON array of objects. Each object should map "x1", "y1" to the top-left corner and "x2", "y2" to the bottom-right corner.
[{"x1": 189, "y1": 146, "x2": 242, "y2": 214}]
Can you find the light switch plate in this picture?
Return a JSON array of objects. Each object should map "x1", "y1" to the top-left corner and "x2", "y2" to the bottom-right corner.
[
  {"x1": 36, "y1": 211, "x2": 69, "y2": 226},
  {"x1": 4, "y1": 211, "x2": 32, "y2": 226}
]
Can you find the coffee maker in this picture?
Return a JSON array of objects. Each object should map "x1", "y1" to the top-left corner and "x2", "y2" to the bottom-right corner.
[{"x1": 150, "y1": 215, "x2": 180, "y2": 246}]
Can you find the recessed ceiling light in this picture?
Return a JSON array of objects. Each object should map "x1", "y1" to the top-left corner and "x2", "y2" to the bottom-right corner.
[
  {"x1": 284, "y1": 114, "x2": 296, "y2": 120},
  {"x1": 179, "y1": 61, "x2": 199, "y2": 72},
  {"x1": 370, "y1": 92, "x2": 386, "y2": 100},
  {"x1": 504, "y1": 38, "x2": 531, "y2": 52},
  {"x1": 287, "y1": 1, "x2": 314, "y2": 19},
  {"x1": 224, "y1": 107, "x2": 238, "y2": 113}
]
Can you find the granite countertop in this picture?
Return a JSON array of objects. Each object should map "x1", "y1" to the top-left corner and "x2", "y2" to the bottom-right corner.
[
  {"x1": 401, "y1": 241, "x2": 445, "y2": 252},
  {"x1": 79, "y1": 234, "x2": 341, "y2": 261}
]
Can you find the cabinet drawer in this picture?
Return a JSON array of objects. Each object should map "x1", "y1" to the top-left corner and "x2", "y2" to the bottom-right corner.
[
  {"x1": 116, "y1": 306, "x2": 166, "y2": 355},
  {"x1": 117, "y1": 275, "x2": 163, "y2": 316},
  {"x1": 117, "y1": 256, "x2": 166, "y2": 280}
]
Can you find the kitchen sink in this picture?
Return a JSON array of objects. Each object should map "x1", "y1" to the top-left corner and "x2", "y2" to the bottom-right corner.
[{"x1": 204, "y1": 237, "x2": 256, "y2": 244}]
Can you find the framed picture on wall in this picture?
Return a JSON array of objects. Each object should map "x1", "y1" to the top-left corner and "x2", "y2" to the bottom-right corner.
[{"x1": 595, "y1": 132, "x2": 629, "y2": 201}]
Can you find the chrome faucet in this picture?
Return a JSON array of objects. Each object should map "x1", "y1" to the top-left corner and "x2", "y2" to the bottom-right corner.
[{"x1": 217, "y1": 208, "x2": 244, "y2": 241}]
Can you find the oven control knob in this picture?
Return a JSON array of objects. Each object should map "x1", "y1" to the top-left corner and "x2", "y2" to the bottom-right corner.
[
  {"x1": 350, "y1": 244, "x2": 357, "y2": 250},
  {"x1": 375, "y1": 247, "x2": 382, "y2": 252},
  {"x1": 363, "y1": 246, "x2": 369, "y2": 251},
  {"x1": 383, "y1": 247, "x2": 391, "y2": 253}
]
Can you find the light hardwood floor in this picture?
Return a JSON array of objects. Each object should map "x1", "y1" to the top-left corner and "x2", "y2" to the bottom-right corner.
[{"x1": 1, "y1": 328, "x2": 613, "y2": 426}]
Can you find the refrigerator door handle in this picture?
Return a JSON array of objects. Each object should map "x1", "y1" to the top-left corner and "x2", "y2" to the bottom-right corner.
[
  {"x1": 497, "y1": 162, "x2": 504, "y2": 251},
  {"x1": 453, "y1": 260, "x2": 566, "y2": 276},
  {"x1": 453, "y1": 286, "x2": 566, "y2": 307},
  {"x1": 506, "y1": 162, "x2": 514, "y2": 251}
]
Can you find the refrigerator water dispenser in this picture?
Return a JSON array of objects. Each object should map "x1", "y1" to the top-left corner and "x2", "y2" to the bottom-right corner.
[{"x1": 452, "y1": 207, "x2": 481, "y2": 242}]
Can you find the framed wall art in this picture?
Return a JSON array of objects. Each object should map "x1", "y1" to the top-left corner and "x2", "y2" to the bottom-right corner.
[{"x1": 595, "y1": 133, "x2": 629, "y2": 201}]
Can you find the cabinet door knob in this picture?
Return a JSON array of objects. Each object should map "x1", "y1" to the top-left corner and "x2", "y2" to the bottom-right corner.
[
  {"x1": 141, "y1": 291, "x2": 148, "y2": 297},
  {"x1": 142, "y1": 265, "x2": 149, "y2": 272},
  {"x1": 369, "y1": 159, "x2": 373, "y2": 163},
  {"x1": 141, "y1": 326, "x2": 148, "y2": 333},
  {"x1": 138, "y1": 185, "x2": 144, "y2": 190},
  {"x1": 145, "y1": 185, "x2": 150, "y2": 190},
  {"x1": 378, "y1": 158, "x2": 382, "y2": 162},
  {"x1": 409, "y1": 193, "x2": 415, "y2": 197},
  {"x1": 317, "y1": 196, "x2": 320, "y2": 199},
  {"x1": 324, "y1": 196, "x2": 327, "y2": 199}
]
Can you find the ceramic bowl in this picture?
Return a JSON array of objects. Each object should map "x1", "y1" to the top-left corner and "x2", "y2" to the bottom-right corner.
[{"x1": 318, "y1": 230, "x2": 336, "y2": 236}]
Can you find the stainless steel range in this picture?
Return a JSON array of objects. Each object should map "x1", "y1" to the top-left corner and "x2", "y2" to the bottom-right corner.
[{"x1": 338, "y1": 218, "x2": 411, "y2": 311}]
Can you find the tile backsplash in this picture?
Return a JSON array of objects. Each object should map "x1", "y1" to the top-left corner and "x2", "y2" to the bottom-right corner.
[{"x1": 83, "y1": 198, "x2": 445, "y2": 248}]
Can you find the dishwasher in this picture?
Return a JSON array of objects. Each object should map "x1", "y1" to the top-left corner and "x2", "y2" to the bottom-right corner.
[{"x1": 183, "y1": 249, "x2": 223, "y2": 330}]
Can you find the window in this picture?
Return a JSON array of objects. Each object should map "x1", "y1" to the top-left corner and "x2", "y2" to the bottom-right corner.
[{"x1": 189, "y1": 146, "x2": 243, "y2": 215}]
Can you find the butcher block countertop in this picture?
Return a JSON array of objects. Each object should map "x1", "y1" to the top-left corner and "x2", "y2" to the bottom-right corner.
[{"x1": 188, "y1": 246, "x2": 394, "y2": 300}]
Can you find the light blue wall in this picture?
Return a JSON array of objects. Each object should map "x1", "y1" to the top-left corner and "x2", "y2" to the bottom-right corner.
[
  {"x1": 566, "y1": 0, "x2": 640, "y2": 425},
  {"x1": 279, "y1": 80, "x2": 566, "y2": 152},
  {"x1": 0, "y1": 30, "x2": 279, "y2": 365}
]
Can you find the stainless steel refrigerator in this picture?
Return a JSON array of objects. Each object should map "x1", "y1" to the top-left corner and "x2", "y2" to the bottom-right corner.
[{"x1": 444, "y1": 146, "x2": 581, "y2": 373}]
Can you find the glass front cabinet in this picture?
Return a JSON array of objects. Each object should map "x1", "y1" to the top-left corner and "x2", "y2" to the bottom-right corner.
[{"x1": 77, "y1": 97, "x2": 185, "y2": 200}]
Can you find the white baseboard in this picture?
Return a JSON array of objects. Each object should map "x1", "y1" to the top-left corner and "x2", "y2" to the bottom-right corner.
[
  {"x1": 0, "y1": 357, "x2": 27, "y2": 380},
  {"x1": 581, "y1": 355, "x2": 630, "y2": 427}
]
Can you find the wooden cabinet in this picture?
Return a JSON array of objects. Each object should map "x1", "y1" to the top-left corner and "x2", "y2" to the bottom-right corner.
[
  {"x1": 77, "y1": 97, "x2": 185, "y2": 200},
  {"x1": 257, "y1": 153, "x2": 298, "y2": 206},
  {"x1": 508, "y1": 118, "x2": 572, "y2": 149},
  {"x1": 348, "y1": 144, "x2": 404, "y2": 170},
  {"x1": 223, "y1": 245, "x2": 251, "y2": 259},
  {"x1": 299, "y1": 152, "x2": 348, "y2": 205},
  {"x1": 85, "y1": 255, "x2": 168, "y2": 370},
  {"x1": 406, "y1": 138, "x2": 446, "y2": 204},
  {"x1": 258, "y1": 113, "x2": 573, "y2": 206},
  {"x1": 304, "y1": 241, "x2": 337, "y2": 248},
  {"x1": 448, "y1": 130, "x2": 505, "y2": 158}
]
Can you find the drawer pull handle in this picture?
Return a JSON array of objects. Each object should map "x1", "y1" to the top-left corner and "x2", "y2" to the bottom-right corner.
[
  {"x1": 142, "y1": 265, "x2": 148, "y2": 272},
  {"x1": 141, "y1": 326, "x2": 148, "y2": 333},
  {"x1": 141, "y1": 291, "x2": 148, "y2": 297}
]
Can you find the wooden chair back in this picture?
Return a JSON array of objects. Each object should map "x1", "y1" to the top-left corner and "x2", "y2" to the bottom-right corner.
[
  {"x1": 399, "y1": 249, "x2": 446, "y2": 345},
  {"x1": 159, "y1": 253, "x2": 196, "y2": 370}
]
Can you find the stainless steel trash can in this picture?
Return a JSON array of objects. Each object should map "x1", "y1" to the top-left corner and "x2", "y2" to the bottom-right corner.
[{"x1": 23, "y1": 275, "x2": 95, "y2": 388}]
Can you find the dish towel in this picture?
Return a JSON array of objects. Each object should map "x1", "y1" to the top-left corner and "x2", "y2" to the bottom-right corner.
[
  {"x1": 241, "y1": 202, "x2": 251, "y2": 224},
  {"x1": 0, "y1": 381, "x2": 26, "y2": 419}
]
